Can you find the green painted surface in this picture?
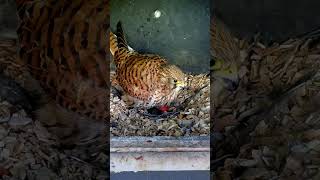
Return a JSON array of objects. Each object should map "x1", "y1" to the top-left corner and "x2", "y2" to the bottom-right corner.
[{"x1": 110, "y1": 0, "x2": 210, "y2": 73}]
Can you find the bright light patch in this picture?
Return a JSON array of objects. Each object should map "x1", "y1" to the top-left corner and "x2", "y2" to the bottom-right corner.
[{"x1": 154, "y1": 10, "x2": 161, "y2": 18}]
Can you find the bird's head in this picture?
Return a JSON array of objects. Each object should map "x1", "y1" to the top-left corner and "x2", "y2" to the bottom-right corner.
[
  {"x1": 160, "y1": 64, "x2": 187, "y2": 90},
  {"x1": 211, "y1": 58, "x2": 239, "y2": 91}
]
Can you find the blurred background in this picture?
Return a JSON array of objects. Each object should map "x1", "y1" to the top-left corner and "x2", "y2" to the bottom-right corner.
[
  {"x1": 213, "y1": 0, "x2": 320, "y2": 43},
  {"x1": 110, "y1": 0, "x2": 210, "y2": 74}
]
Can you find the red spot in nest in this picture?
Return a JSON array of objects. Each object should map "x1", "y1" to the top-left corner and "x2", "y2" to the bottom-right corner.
[
  {"x1": 134, "y1": 156, "x2": 144, "y2": 160},
  {"x1": 159, "y1": 105, "x2": 170, "y2": 112}
]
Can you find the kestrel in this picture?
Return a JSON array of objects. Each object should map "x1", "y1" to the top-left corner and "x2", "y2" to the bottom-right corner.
[
  {"x1": 211, "y1": 16, "x2": 240, "y2": 90},
  {"x1": 111, "y1": 22, "x2": 188, "y2": 112}
]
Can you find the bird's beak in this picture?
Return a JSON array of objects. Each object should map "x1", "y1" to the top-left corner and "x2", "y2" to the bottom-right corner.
[{"x1": 176, "y1": 81, "x2": 186, "y2": 88}]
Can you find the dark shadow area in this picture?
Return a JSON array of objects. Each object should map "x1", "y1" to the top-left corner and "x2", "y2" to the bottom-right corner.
[
  {"x1": 213, "y1": 0, "x2": 320, "y2": 43},
  {"x1": 0, "y1": 0, "x2": 18, "y2": 39}
]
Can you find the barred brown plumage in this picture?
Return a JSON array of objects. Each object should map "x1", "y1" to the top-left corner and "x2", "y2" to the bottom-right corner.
[
  {"x1": 109, "y1": 31, "x2": 118, "y2": 56},
  {"x1": 112, "y1": 21, "x2": 187, "y2": 109},
  {"x1": 16, "y1": 0, "x2": 109, "y2": 121}
]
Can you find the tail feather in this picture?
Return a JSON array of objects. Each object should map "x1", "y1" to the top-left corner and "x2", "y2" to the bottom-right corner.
[
  {"x1": 211, "y1": 16, "x2": 240, "y2": 64},
  {"x1": 116, "y1": 21, "x2": 128, "y2": 50},
  {"x1": 109, "y1": 31, "x2": 118, "y2": 56},
  {"x1": 113, "y1": 21, "x2": 136, "y2": 67},
  {"x1": 110, "y1": 30, "x2": 135, "y2": 56}
]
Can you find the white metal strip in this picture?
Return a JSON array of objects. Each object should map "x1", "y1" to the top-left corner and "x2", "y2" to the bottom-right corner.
[{"x1": 110, "y1": 151, "x2": 210, "y2": 172}]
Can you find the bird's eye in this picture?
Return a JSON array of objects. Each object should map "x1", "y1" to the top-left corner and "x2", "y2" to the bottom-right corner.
[{"x1": 174, "y1": 79, "x2": 177, "y2": 83}]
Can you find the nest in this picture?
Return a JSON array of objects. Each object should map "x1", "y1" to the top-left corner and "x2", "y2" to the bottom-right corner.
[
  {"x1": 212, "y1": 30, "x2": 320, "y2": 179},
  {"x1": 110, "y1": 71, "x2": 210, "y2": 137},
  {"x1": 0, "y1": 40, "x2": 108, "y2": 179},
  {"x1": 0, "y1": 101, "x2": 108, "y2": 179}
]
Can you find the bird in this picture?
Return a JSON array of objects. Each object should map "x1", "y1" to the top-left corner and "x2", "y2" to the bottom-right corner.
[
  {"x1": 14, "y1": 0, "x2": 109, "y2": 147},
  {"x1": 211, "y1": 16, "x2": 241, "y2": 91},
  {"x1": 210, "y1": 16, "x2": 243, "y2": 110},
  {"x1": 111, "y1": 21, "x2": 188, "y2": 113}
]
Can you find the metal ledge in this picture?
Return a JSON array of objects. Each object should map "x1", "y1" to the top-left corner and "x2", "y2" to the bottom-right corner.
[{"x1": 110, "y1": 136, "x2": 210, "y2": 172}]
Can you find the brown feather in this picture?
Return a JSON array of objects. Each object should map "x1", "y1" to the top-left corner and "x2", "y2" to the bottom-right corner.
[
  {"x1": 17, "y1": 0, "x2": 109, "y2": 121},
  {"x1": 211, "y1": 16, "x2": 240, "y2": 66}
]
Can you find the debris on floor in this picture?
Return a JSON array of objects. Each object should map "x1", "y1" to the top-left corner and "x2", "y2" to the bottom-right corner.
[
  {"x1": 110, "y1": 71, "x2": 210, "y2": 136},
  {"x1": 0, "y1": 40, "x2": 108, "y2": 179},
  {"x1": 212, "y1": 29, "x2": 320, "y2": 179},
  {"x1": 0, "y1": 100, "x2": 108, "y2": 179}
]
